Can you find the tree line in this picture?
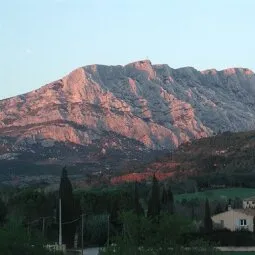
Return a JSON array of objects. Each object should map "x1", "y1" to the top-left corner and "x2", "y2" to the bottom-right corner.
[{"x1": 1, "y1": 167, "x2": 255, "y2": 254}]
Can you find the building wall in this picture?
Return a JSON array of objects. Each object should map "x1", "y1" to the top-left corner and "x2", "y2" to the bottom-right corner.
[
  {"x1": 243, "y1": 200, "x2": 255, "y2": 209},
  {"x1": 211, "y1": 210, "x2": 254, "y2": 232}
]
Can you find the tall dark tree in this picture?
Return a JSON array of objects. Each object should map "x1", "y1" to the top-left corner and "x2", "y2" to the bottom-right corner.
[
  {"x1": 233, "y1": 197, "x2": 242, "y2": 209},
  {"x1": 58, "y1": 167, "x2": 77, "y2": 248},
  {"x1": 167, "y1": 186, "x2": 174, "y2": 214},
  {"x1": 147, "y1": 174, "x2": 160, "y2": 218},
  {"x1": 187, "y1": 199, "x2": 198, "y2": 220},
  {"x1": 161, "y1": 186, "x2": 168, "y2": 212},
  {"x1": 134, "y1": 182, "x2": 144, "y2": 216},
  {"x1": 204, "y1": 198, "x2": 213, "y2": 233},
  {"x1": 109, "y1": 198, "x2": 120, "y2": 227},
  {"x1": 214, "y1": 202, "x2": 223, "y2": 214},
  {"x1": 0, "y1": 197, "x2": 7, "y2": 225},
  {"x1": 253, "y1": 216, "x2": 255, "y2": 233},
  {"x1": 191, "y1": 204, "x2": 195, "y2": 220}
]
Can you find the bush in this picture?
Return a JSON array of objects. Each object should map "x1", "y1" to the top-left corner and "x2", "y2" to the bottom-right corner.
[
  {"x1": 84, "y1": 214, "x2": 109, "y2": 246},
  {"x1": 99, "y1": 212, "x2": 219, "y2": 255},
  {"x1": 0, "y1": 221, "x2": 62, "y2": 255}
]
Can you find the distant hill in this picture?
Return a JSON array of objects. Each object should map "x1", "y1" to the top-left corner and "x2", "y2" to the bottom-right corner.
[{"x1": 112, "y1": 130, "x2": 255, "y2": 185}]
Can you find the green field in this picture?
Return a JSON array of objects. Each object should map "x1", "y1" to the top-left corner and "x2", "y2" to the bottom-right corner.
[
  {"x1": 222, "y1": 253, "x2": 255, "y2": 254},
  {"x1": 175, "y1": 188, "x2": 255, "y2": 201},
  {"x1": 217, "y1": 251, "x2": 255, "y2": 254}
]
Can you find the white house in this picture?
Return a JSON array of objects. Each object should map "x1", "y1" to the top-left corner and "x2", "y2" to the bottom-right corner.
[
  {"x1": 212, "y1": 208, "x2": 255, "y2": 232},
  {"x1": 212, "y1": 198, "x2": 255, "y2": 232},
  {"x1": 243, "y1": 196, "x2": 255, "y2": 209}
]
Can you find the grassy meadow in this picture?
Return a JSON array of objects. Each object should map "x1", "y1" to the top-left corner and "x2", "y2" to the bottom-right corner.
[{"x1": 175, "y1": 188, "x2": 255, "y2": 202}]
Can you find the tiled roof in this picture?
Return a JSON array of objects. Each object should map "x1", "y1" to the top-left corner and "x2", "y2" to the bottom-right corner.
[
  {"x1": 233, "y1": 209, "x2": 255, "y2": 216},
  {"x1": 243, "y1": 196, "x2": 255, "y2": 201},
  {"x1": 212, "y1": 208, "x2": 255, "y2": 217}
]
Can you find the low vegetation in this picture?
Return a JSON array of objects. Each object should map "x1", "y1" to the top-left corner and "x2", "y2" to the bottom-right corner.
[
  {"x1": 175, "y1": 188, "x2": 255, "y2": 201},
  {"x1": 3, "y1": 129, "x2": 255, "y2": 254},
  {"x1": 2, "y1": 166, "x2": 255, "y2": 254}
]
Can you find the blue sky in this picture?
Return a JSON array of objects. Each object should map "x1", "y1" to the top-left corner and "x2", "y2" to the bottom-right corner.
[{"x1": 0, "y1": 0, "x2": 254, "y2": 99}]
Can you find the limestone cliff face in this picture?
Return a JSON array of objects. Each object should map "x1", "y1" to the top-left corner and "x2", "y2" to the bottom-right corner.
[{"x1": 0, "y1": 60, "x2": 255, "y2": 151}]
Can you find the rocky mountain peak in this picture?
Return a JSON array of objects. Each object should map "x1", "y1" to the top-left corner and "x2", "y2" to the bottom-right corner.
[
  {"x1": 0, "y1": 60, "x2": 255, "y2": 153},
  {"x1": 201, "y1": 67, "x2": 254, "y2": 76}
]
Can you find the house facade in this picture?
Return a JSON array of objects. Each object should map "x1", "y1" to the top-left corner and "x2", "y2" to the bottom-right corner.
[
  {"x1": 243, "y1": 197, "x2": 255, "y2": 209},
  {"x1": 212, "y1": 208, "x2": 255, "y2": 232}
]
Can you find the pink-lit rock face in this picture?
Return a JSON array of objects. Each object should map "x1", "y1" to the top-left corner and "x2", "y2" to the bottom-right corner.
[
  {"x1": 243, "y1": 68, "x2": 254, "y2": 76},
  {"x1": 201, "y1": 69, "x2": 217, "y2": 75},
  {"x1": 223, "y1": 68, "x2": 237, "y2": 76},
  {"x1": 0, "y1": 60, "x2": 255, "y2": 151},
  {"x1": 127, "y1": 60, "x2": 156, "y2": 80},
  {"x1": 128, "y1": 78, "x2": 137, "y2": 95}
]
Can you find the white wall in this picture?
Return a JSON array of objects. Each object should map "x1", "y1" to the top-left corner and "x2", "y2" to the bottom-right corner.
[
  {"x1": 243, "y1": 200, "x2": 255, "y2": 209},
  {"x1": 212, "y1": 210, "x2": 253, "y2": 232}
]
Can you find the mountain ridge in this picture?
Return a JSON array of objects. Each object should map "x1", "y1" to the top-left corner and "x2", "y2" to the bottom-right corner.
[
  {"x1": 0, "y1": 60, "x2": 255, "y2": 178},
  {"x1": 2, "y1": 60, "x2": 254, "y2": 101}
]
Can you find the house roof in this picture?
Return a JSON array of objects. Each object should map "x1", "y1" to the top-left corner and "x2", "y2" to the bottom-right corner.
[
  {"x1": 243, "y1": 196, "x2": 255, "y2": 201},
  {"x1": 234, "y1": 208, "x2": 255, "y2": 216},
  {"x1": 212, "y1": 208, "x2": 255, "y2": 217}
]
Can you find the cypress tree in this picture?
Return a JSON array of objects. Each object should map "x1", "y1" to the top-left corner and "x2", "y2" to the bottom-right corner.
[
  {"x1": 58, "y1": 167, "x2": 77, "y2": 248},
  {"x1": 134, "y1": 182, "x2": 144, "y2": 216},
  {"x1": 191, "y1": 204, "x2": 195, "y2": 220},
  {"x1": 214, "y1": 202, "x2": 223, "y2": 214},
  {"x1": 0, "y1": 197, "x2": 7, "y2": 226},
  {"x1": 187, "y1": 199, "x2": 197, "y2": 220},
  {"x1": 147, "y1": 174, "x2": 160, "y2": 218},
  {"x1": 161, "y1": 185, "x2": 174, "y2": 214},
  {"x1": 253, "y1": 216, "x2": 255, "y2": 233},
  {"x1": 167, "y1": 186, "x2": 174, "y2": 214},
  {"x1": 204, "y1": 198, "x2": 213, "y2": 233},
  {"x1": 161, "y1": 186, "x2": 168, "y2": 212}
]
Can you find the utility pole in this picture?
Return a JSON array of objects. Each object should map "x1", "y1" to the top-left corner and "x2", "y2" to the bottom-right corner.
[
  {"x1": 42, "y1": 217, "x2": 45, "y2": 238},
  {"x1": 27, "y1": 223, "x2": 30, "y2": 241},
  {"x1": 59, "y1": 198, "x2": 62, "y2": 246},
  {"x1": 107, "y1": 214, "x2": 110, "y2": 247},
  {"x1": 81, "y1": 214, "x2": 84, "y2": 255}
]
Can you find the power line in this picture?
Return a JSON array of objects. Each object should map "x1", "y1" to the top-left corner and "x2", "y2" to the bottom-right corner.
[
  {"x1": 62, "y1": 217, "x2": 81, "y2": 225},
  {"x1": 26, "y1": 216, "x2": 55, "y2": 225},
  {"x1": 26, "y1": 215, "x2": 82, "y2": 226}
]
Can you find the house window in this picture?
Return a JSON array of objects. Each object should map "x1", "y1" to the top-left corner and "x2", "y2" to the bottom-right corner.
[{"x1": 240, "y1": 219, "x2": 247, "y2": 226}]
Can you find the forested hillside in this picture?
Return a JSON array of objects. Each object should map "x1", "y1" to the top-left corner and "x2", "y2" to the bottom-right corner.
[{"x1": 113, "y1": 130, "x2": 255, "y2": 188}]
